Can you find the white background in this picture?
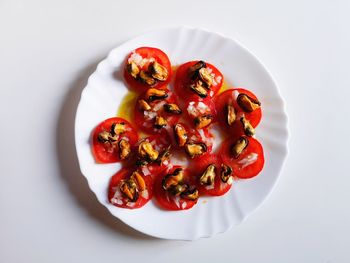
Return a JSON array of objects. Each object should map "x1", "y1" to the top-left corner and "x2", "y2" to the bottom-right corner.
[{"x1": 0, "y1": 0, "x2": 349, "y2": 262}]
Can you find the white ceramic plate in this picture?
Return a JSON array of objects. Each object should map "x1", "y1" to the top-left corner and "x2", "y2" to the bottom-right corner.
[{"x1": 75, "y1": 27, "x2": 288, "y2": 240}]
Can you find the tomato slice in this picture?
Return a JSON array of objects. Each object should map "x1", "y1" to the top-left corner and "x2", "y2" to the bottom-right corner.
[
  {"x1": 108, "y1": 167, "x2": 153, "y2": 209},
  {"x1": 184, "y1": 98, "x2": 217, "y2": 129},
  {"x1": 134, "y1": 134, "x2": 172, "y2": 177},
  {"x1": 153, "y1": 166, "x2": 198, "y2": 210},
  {"x1": 215, "y1": 88, "x2": 262, "y2": 136},
  {"x1": 167, "y1": 122, "x2": 214, "y2": 153},
  {"x1": 124, "y1": 47, "x2": 172, "y2": 92},
  {"x1": 219, "y1": 136, "x2": 264, "y2": 179},
  {"x1": 133, "y1": 88, "x2": 182, "y2": 135},
  {"x1": 191, "y1": 154, "x2": 233, "y2": 196},
  {"x1": 92, "y1": 117, "x2": 138, "y2": 163},
  {"x1": 187, "y1": 126, "x2": 214, "y2": 157},
  {"x1": 174, "y1": 61, "x2": 223, "y2": 102}
]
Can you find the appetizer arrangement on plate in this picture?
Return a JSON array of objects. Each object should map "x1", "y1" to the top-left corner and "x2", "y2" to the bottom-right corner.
[
  {"x1": 75, "y1": 27, "x2": 288, "y2": 239},
  {"x1": 92, "y1": 47, "x2": 264, "y2": 210}
]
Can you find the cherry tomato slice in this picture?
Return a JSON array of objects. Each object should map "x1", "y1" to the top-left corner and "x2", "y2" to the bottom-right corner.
[
  {"x1": 108, "y1": 167, "x2": 153, "y2": 209},
  {"x1": 92, "y1": 117, "x2": 138, "y2": 163},
  {"x1": 174, "y1": 61, "x2": 223, "y2": 102},
  {"x1": 124, "y1": 47, "x2": 172, "y2": 92},
  {"x1": 154, "y1": 166, "x2": 198, "y2": 210},
  {"x1": 219, "y1": 136, "x2": 264, "y2": 179},
  {"x1": 133, "y1": 88, "x2": 181, "y2": 135},
  {"x1": 215, "y1": 88, "x2": 262, "y2": 136},
  {"x1": 184, "y1": 98, "x2": 217, "y2": 129},
  {"x1": 191, "y1": 154, "x2": 232, "y2": 196},
  {"x1": 187, "y1": 126, "x2": 214, "y2": 157},
  {"x1": 168, "y1": 122, "x2": 214, "y2": 153},
  {"x1": 134, "y1": 134, "x2": 172, "y2": 177}
]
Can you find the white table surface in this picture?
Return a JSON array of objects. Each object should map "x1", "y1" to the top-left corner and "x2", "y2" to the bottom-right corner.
[{"x1": 1, "y1": 0, "x2": 349, "y2": 262}]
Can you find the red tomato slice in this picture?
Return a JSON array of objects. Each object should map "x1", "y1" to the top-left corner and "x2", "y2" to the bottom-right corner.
[
  {"x1": 153, "y1": 166, "x2": 198, "y2": 210},
  {"x1": 108, "y1": 167, "x2": 153, "y2": 209},
  {"x1": 124, "y1": 47, "x2": 172, "y2": 92},
  {"x1": 167, "y1": 122, "x2": 214, "y2": 154},
  {"x1": 191, "y1": 154, "x2": 232, "y2": 196},
  {"x1": 187, "y1": 126, "x2": 214, "y2": 157},
  {"x1": 134, "y1": 134, "x2": 172, "y2": 177},
  {"x1": 215, "y1": 88, "x2": 262, "y2": 136},
  {"x1": 133, "y1": 88, "x2": 182, "y2": 135},
  {"x1": 92, "y1": 117, "x2": 138, "y2": 163},
  {"x1": 174, "y1": 61, "x2": 223, "y2": 102},
  {"x1": 184, "y1": 98, "x2": 217, "y2": 129},
  {"x1": 219, "y1": 136, "x2": 264, "y2": 179}
]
